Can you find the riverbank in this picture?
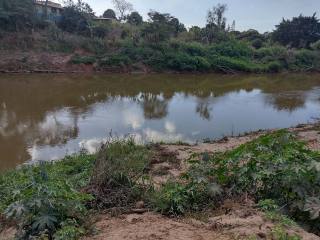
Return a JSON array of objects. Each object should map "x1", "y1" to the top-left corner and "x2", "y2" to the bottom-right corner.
[
  {"x1": 1, "y1": 49, "x2": 320, "y2": 74},
  {"x1": 1, "y1": 29, "x2": 320, "y2": 74},
  {"x1": 1, "y1": 123, "x2": 320, "y2": 239}
]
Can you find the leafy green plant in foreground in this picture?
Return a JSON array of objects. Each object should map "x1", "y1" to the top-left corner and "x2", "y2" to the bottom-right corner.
[
  {"x1": 0, "y1": 154, "x2": 95, "y2": 239},
  {"x1": 210, "y1": 131, "x2": 320, "y2": 233}
]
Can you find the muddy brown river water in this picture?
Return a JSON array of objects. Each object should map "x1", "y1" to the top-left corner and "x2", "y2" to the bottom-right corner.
[{"x1": 0, "y1": 73, "x2": 320, "y2": 170}]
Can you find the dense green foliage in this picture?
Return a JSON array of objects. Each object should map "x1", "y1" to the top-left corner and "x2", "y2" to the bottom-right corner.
[
  {"x1": 0, "y1": 154, "x2": 95, "y2": 239},
  {"x1": 185, "y1": 131, "x2": 320, "y2": 233},
  {"x1": 0, "y1": 0, "x2": 35, "y2": 31},
  {"x1": 273, "y1": 14, "x2": 320, "y2": 48},
  {"x1": 0, "y1": 0, "x2": 319, "y2": 73}
]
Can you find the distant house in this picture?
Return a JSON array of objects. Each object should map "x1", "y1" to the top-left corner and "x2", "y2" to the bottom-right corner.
[
  {"x1": 34, "y1": 1, "x2": 63, "y2": 23},
  {"x1": 92, "y1": 17, "x2": 118, "y2": 23}
]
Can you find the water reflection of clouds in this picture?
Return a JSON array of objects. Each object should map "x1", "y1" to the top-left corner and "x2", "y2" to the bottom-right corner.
[
  {"x1": 123, "y1": 107, "x2": 145, "y2": 130},
  {"x1": 3, "y1": 82, "x2": 320, "y2": 168}
]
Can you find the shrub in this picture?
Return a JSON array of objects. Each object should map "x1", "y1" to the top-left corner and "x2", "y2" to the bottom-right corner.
[
  {"x1": 71, "y1": 55, "x2": 97, "y2": 64},
  {"x1": 150, "y1": 172, "x2": 222, "y2": 215},
  {"x1": 210, "y1": 56, "x2": 261, "y2": 73},
  {"x1": 311, "y1": 40, "x2": 320, "y2": 50},
  {"x1": 293, "y1": 49, "x2": 319, "y2": 70},
  {"x1": 266, "y1": 61, "x2": 283, "y2": 73},
  {"x1": 0, "y1": 154, "x2": 95, "y2": 239},
  {"x1": 209, "y1": 40, "x2": 253, "y2": 58},
  {"x1": 87, "y1": 139, "x2": 152, "y2": 210},
  {"x1": 251, "y1": 39, "x2": 264, "y2": 49},
  {"x1": 180, "y1": 42, "x2": 207, "y2": 56},
  {"x1": 254, "y1": 46, "x2": 288, "y2": 61},
  {"x1": 211, "y1": 131, "x2": 320, "y2": 232},
  {"x1": 166, "y1": 53, "x2": 198, "y2": 71},
  {"x1": 99, "y1": 54, "x2": 132, "y2": 67}
]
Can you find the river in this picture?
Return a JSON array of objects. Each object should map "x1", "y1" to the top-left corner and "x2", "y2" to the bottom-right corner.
[{"x1": 0, "y1": 73, "x2": 320, "y2": 170}]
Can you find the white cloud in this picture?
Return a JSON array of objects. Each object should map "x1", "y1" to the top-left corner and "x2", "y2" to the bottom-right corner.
[{"x1": 164, "y1": 121, "x2": 176, "y2": 133}]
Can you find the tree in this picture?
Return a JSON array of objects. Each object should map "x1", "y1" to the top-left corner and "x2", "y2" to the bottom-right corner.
[
  {"x1": 127, "y1": 11, "x2": 143, "y2": 25},
  {"x1": 103, "y1": 9, "x2": 116, "y2": 19},
  {"x1": 0, "y1": 0, "x2": 35, "y2": 31},
  {"x1": 112, "y1": 0, "x2": 133, "y2": 21},
  {"x1": 141, "y1": 11, "x2": 185, "y2": 42},
  {"x1": 273, "y1": 13, "x2": 320, "y2": 48},
  {"x1": 207, "y1": 3, "x2": 227, "y2": 30},
  {"x1": 59, "y1": 0, "x2": 94, "y2": 35},
  {"x1": 44, "y1": 0, "x2": 49, "y2": 19}
]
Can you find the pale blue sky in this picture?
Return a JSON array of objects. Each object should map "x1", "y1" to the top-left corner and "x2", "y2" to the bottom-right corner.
[{"x1": 83, "y1": 0, "x2": 319, "y2": 32}]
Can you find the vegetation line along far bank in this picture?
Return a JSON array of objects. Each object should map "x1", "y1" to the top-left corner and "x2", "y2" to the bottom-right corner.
[
  {"x1": 1, "y1": 126, "x2": 320, "y2": 239},
  {"x1": 1, "y1": 0, "x2": 320, "y2": 73}
]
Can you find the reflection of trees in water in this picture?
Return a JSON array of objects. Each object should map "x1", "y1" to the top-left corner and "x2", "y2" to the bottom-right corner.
[
  {"x1": 265, "y1": 93, "x2": 306, "y2": 112},
  {"x1": 31, "y1": 115, "x2": 79, "y2": 147},
  {"x1": 1, "y1": 73, "x2": 320, "y2": 170},
  {"x1": 0, "y1": 105, "x2": 80, "y2": 169},
  {"x1": 196, "y1": 99, "x2": 212, "y2": 120},
  {"x1": 140, "y1": 93, "x2": 169, "y2": 119}
]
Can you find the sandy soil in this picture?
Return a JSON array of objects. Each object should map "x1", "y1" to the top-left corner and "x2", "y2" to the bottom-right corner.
[
  {"x1": 84, "y1": 200, "x2": 319, "y2": 240},
  {"x1": 0, "y1": 51, "x2": 93, "y2": 73}
]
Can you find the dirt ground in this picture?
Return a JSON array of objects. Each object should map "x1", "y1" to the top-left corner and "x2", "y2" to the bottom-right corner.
[
  {"x1": 83, "y1": 199, "x2": 319, "y2": 240},
  {"x1": 0, "y1": 51, "x2": 94, "y2": 73}
]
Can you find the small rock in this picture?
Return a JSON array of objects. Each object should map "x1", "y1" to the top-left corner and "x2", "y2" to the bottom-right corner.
[
  {"x1": 135, "y1": 201, "x2": 145, "y2": 209},
  {"x1": 257, "y1": 232, "x2": 267, "y2": 239}
]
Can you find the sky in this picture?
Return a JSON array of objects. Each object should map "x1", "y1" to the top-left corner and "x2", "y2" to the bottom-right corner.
[{"x1": 76, "y1": 0, "x2": 319, "y2": 32}]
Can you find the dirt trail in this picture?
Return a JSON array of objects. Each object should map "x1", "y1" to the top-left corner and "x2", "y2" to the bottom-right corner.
[{"x1": 84, "y1": 202, "x2": 319, "y2": 240}]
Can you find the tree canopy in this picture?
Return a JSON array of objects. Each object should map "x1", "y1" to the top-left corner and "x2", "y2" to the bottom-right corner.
[
  {"x1": 127, "y1": 11, "x2": 143, "y2": 25},
  {"x1": 0, "y1": 0, "x2": 35, "y2": 31},
  {"x1": 273, "y1": 14, "x2": 320, "y2": 48},
  {"x1": 103, "y1": 9, "x2": 116, "y2": 19}
]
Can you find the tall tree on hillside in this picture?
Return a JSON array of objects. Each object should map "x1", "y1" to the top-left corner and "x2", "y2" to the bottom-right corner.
[
  {"x1": 273, "y1": 13, "x2": 320, "y2": 48},
  {"x1": 207, "y1": 3, "x2": 227, "y2": 30},
  {"x1": 44, "y1": 0, "x2": 48, "y2": 18},
  {"x1": 103, "y1": 9, "x2": 116, "y2": 19},
  {"x1": 204, "y1": 3, "x2": 229, "y2": 43},
  {"x1": 0, "y1": 0, "x2": 35, "y2": 31},
  {"x1": 59, "y1": 0, "x2": 94, "y2": 35},
  {"x1": 127, "y1": 11, "x2": 143, "y2": 25},
  {"x1": 112, "y1": 0, "x2": 133, "y2": 21}
]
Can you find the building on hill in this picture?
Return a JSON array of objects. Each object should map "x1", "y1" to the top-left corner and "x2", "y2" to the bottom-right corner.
[
  {"x1": 34, "y1": 1, "x2": 63, "y2": 23},
  {"x1": 92, "y1": 17, "x2": 118, "y2": 23}
]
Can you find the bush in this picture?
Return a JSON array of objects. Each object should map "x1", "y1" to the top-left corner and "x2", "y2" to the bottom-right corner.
[
  {"x1": 293, "y1": 49, "x2": 319, "y2": 70},
  {"x1": 0, "y1": 154, "x2": 95, "y2": 239},
  {"x1": 71, "y1": 55, "x2": 97, "y2": 64},
  {"x1": 150, "y1": 169, "x2": 222, "y2": 215},
  {"x1": 251, "y1": 39, "x2": 264, "y2": 49},
  {"x1": 209, "y1": 40, "x2": 253, "y2": 58},
  {"x1": 88, "y1": 139, "x2": 152, "y2": 210},
  {"x1": 99, "y1": 54, "x2": 132, "y2": 67},
  {"x1": 311, "y1": 40, "x2": 320, "y2": 50},
  {"x1": 254, "y1": 46, "x2": 288, "y2": 61},
  {"x1": 210, "y1": 56, "x2": 262, "y2": 73},
  {"x1": 210, "y1": 131, "x2": 320, "y2": 232},
  {"x1": 266, "y1": 61, "x2": 283, "y2": 73}
]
